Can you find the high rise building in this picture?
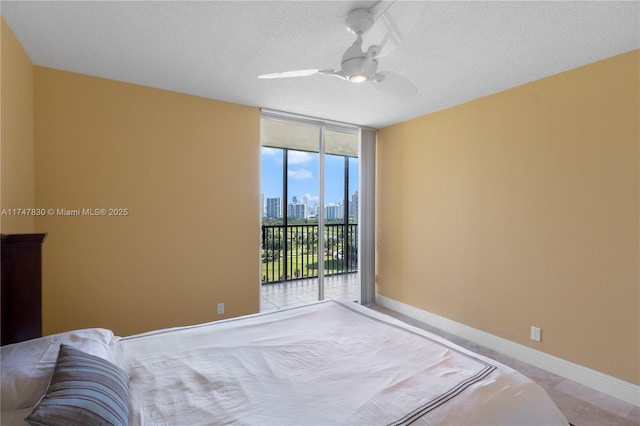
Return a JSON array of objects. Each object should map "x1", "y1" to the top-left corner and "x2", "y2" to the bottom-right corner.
[
  {"x1": 325, "y1": 203, "x2": 343, "y2": 220},
  {"x1": 350, "y1": 190, "x2": 359, "y2": 220},
  {"x1": 288, "y1": 201, "x2": 307, "y2": 219},
  {"x1": 307, "y1": 203, "x2": 318, "y2": 219},
  {"x1": 266, "y1": 197, "x2": 282, "y2": 218}
]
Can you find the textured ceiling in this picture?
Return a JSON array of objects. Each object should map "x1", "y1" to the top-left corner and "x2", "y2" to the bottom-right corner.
[{"x1": 2, "y1": 1, "x2": 638, "y2": 128}]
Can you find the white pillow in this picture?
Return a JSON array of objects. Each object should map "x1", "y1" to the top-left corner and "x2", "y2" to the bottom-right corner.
[{"x1": 1, "y1": 328, "x2": 116, "y2": 411}]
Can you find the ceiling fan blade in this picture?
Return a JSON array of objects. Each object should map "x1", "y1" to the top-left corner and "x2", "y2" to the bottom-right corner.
[
  {"x1": 363, "y1": 1, "x2": 427, "y2": 58},
  {"x1": 258, "y1": 69, "x2": 321, "y2": 79},
  {"x1": 318, "y1": 70, "x2": 347, "y2": 80},
  {"x1": 370, "y1": 71, "x2": 417, "y2": 96}
]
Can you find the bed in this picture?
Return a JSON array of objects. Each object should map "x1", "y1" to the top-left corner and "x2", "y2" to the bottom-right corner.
[{"x1": 1, "y1": 300, "x2": 569, "y2": 425}]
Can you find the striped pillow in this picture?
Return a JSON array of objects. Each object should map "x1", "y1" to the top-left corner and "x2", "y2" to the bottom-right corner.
[{"x1": 25, "y1": 344, "x2": 130, "y2": 426}]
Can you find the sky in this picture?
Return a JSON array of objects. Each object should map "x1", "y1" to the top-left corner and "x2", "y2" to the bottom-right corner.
[{"x1": 261, "y1": 147, "x2": 358, "y2": 206}]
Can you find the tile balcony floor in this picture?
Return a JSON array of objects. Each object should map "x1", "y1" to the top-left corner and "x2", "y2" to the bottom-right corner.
[
  {"x1": 260, "y1": 273, "x2": 359, "y2": 312},
  {"x1": 260, "y1": 279, "x2": 639, "y2": 426}
]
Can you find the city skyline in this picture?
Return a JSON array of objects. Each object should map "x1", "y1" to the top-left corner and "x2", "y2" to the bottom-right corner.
[
  {"x1": 261, "y1": 147, "x2": 359, "y2": 209},
  {"x1": 262, "y1": 192, "x2": 358, "y2": 220}
]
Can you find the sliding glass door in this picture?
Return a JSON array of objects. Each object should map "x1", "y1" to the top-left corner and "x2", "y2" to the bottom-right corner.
[{"x1": 260, "y1": 113, "x2": 359, "y2": 304}]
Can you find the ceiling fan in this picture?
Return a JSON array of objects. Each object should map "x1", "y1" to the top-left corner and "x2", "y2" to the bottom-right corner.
[{"x1": 258, "y1": 2, "x2": 427, "y2": 96}]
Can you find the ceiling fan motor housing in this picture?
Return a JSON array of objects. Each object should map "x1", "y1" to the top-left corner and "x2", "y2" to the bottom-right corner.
[
  {"x1": 342, "y1": 54, "x2": 378, "y2": 82},
  {"x1": 341, "y1": 42, "x2": 364, "y2": 80}
]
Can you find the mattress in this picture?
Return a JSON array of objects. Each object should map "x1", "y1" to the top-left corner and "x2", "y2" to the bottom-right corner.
[{"x1": 109, "y1": 300, "x2": 569, "y2": 425}]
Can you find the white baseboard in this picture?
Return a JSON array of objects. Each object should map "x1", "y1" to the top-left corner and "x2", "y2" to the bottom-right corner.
[{"x1": 375, "y1": 294, "x2": 640, "y2": 407}]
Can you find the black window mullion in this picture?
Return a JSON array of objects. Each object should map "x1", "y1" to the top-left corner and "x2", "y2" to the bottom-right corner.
[{"x1": 282, "y1": 149, "x2": 288, "y2": 281}]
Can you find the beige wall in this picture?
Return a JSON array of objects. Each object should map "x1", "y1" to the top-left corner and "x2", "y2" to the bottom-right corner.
[
  {"x1": 33, "y1": 67, "x2": 261, "y2": 336},
  {"x1": 1, "y1": 18, "x2": 35, "y2": 233},
  {"x1": 377, "y1": 50, "x2": 639, "y2": 385}
]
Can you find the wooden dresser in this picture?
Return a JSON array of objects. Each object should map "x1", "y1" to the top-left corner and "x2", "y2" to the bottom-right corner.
[{"x1": 1, "y1": 233, "x2": 47, "y2": 346}]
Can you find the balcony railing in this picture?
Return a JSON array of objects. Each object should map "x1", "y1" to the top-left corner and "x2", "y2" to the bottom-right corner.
[{"x1": 261, "y1": 223, "x2": 358, "y2": 284}]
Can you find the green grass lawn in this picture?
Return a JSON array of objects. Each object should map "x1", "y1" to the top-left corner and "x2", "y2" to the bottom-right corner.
[{"x1": 261, "y1": 251, "x2": 345, "y2": 282}]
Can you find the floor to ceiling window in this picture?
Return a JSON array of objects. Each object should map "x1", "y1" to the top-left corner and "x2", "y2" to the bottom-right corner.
[{"x1": 260, "y1": 112, "x2": 360, "y2": 307}]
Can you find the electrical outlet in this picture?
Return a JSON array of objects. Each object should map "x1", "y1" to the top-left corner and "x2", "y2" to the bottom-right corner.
[
  {"x1": 530, "y1": 326, "x2": 541, "y2": 342},
  {"x1": 217, "y1": 303, "x2": 224, "y2": 315}
]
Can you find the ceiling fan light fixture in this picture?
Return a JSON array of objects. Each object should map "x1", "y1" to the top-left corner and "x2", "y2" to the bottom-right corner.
[{"x1": 349, "y1": 73, "x2": 369, "y2": 83}]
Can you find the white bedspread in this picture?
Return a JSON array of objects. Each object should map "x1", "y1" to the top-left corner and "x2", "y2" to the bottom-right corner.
[{"x1": 111, "y1": 301, "x2": 568, "y2": 425}]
